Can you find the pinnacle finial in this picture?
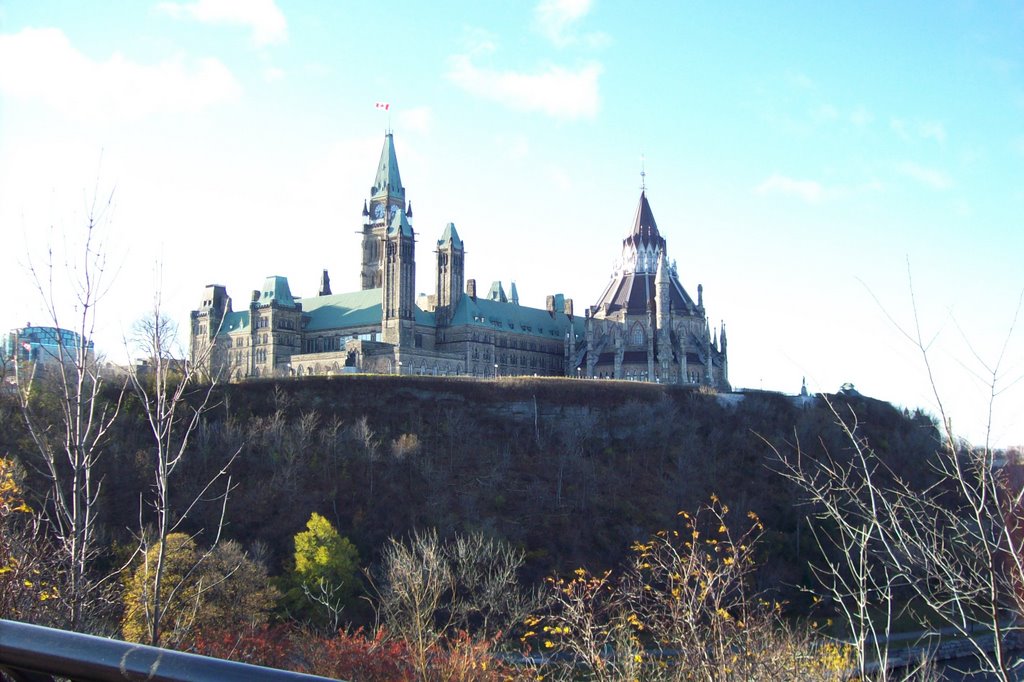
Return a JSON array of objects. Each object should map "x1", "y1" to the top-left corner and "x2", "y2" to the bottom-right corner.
[{"x1": 640, "y1": 154, "x2": 647, "y2": 192}]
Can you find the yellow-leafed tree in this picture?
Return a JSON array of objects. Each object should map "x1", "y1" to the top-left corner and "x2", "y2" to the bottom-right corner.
[
  {"x1": 0, "y1": 457, "x2": 60, "y2": 622},
  {"x1": 282, "y1": 512, "x2": 361, "y2": 631},
  {"x1": 122, "y1": 533, "x2": 278, "y2": 647}
]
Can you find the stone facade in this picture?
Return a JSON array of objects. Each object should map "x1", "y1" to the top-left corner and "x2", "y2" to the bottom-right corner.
[
  {"x1": 583, "y1": 191, "x2": 729, "y2": 389},
  {"x1": 190, "y1": 133, "x2": 729, "y2": 388}
]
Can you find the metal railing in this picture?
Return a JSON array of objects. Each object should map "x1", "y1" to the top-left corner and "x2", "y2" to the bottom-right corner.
[{"x1": 0, "y1": 619, "x2": 338, "y2": 682}]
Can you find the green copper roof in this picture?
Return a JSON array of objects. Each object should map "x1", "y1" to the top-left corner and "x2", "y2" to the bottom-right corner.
[
  {"x1": 298, "y1": 288, "x2": 434, "y2": 331},
  {"x1": 438, "y1": 222, "x2": 463, "y2": 248},
  {"x1": 299, "y1": 288, "x2": 383, "y2": 330},
  {"x1": 487, "y1": 281, "x2": 507, "y2": 303},
  {"x1": 449, "y1": 295, "x2": 584, "y2": 340},
  {"x1": 258, "y1": 276, "x2": 298, "y2": 308},
  {"x1": 222, "y1": 310, "x2": 250, "y2": 333},
  {"x1": 371, "y1": 133, "x2": 405, "y2": 202},
  {"x1": 387, "y1": 207, "x2": 414, "y2": 237},
  {"x1": 414, "y1": 306, "x2": 435, "y2": 326}
]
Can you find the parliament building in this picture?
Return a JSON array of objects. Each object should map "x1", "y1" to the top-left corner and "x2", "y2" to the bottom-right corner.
[{"x1": 190, "y1": 133, "x2": 729, "y2": 388}]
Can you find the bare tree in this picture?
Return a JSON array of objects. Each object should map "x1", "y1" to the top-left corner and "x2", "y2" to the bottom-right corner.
[
  {"x1": 771, "y1": 410, "x2": 917, "y2": 680},
  {"x1": 14, "y1": 189, "x2": 125, "y2": 630},
  {"x1": 772, "y1": 277, "x2": 1024, "y2": 681},
  {"x1": 447, "y1": 531, "x2": 538, "y2": 638},
  {"x1": 373, "y1": 529, "x2": 535, "y2": 679},
  {"x1": 124, "y1": 280, "x2": 239, "y2": 646},
  {"x1": 351, "y1": 415, "x2": 379, "y2": 499},
  {"x1": 301, "y1": 577, "x2": 350, "y2": 634},
  {"x1": 376, "y1": 529, "x2": 453, "y2": 678}
]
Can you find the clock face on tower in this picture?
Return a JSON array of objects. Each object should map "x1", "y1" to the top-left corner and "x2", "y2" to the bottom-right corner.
[
  {"x1": 374, "y1": 203, "x2": 385, "y2": 219},
  {"x1": 389, "y1": 204, "x2": 399, "y2": 220}
]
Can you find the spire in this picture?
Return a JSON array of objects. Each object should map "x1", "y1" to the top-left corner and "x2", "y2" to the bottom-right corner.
[
  {"x1": 362, "y1": 200, "x2": 369, "y2": 219},
  {"x1": 654, "y1": 249, "x2": 669, "y2": 285},
  {"x1": 319, "y1": 269, "x2": 332, "y2": 296},
  {"x1": 438, "y1": 222, "x2": 463, "y2": 248},
  {"x1": 628, "y1": 191, "x2": 662, "y2": 243},
  {"x1": 510, "y1": 281, "x2": 519, "y2": 305},
  {"x1": 371, "y1": 132, "x2": 405, "y2": 202}
]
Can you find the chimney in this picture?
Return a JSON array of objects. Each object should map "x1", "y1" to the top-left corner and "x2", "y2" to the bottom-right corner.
[
  {"x1": 546, "y1": 295, "x2": 556, "y2": 316},
  {"x1": 251, "y1": 290, "x2": 260, "y2": 303},
  {"x1": 564, "y1": 298, "x2": 574, "y2": 319},
  {"x1": 466, "y1": 279, "x2": 477, "y2": 300}
]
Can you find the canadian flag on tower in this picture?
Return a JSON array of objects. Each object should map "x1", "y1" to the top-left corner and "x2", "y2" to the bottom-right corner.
[{"x1": 375, "y1": 102, "x2": 390, "y2": 111}]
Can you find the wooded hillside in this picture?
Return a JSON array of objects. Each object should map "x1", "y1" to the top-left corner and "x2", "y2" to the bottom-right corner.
[{"x1": 1, "y1": 374, "x2": 941, "y2": 604}]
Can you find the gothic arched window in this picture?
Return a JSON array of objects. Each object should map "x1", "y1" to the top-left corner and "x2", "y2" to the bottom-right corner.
[{"x1": 631, "y1": 323, "x2": 645, "y2": 347}]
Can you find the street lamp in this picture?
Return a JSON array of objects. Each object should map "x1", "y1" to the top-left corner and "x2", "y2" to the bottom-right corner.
[
  {"x1": 576, "y1": 366, "x2": 581, "y2": 379},
  {"x1": 494, "y1": 363, "x2": 499, "y2": 378},
  {"x1": 397, "y1": 360, "x2": 402, "y2": 376}
]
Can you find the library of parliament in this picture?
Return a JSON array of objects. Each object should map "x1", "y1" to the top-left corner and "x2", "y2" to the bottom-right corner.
[{"x1": 190, "y1": 133, "x2": 729, "y2": 388}]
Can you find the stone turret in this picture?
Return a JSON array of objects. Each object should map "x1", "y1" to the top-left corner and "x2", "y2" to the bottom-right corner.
[
  {"x1": 381, "y1": 208, "x2": 415, "y2": 346},
  {"x1": 655, "y1": 251, "x2": 673, "y2": 381},
  {"x1": 435, "y1": 222, "x2": 464, "y2": 326}
]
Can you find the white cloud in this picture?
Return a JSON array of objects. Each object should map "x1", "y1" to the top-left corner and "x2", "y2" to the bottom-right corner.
[
  {"x1": 785, "y1": 70, "x2": 814, "y2": 89},
  {"x1": 263, "y1": 66, "x2": 285, "y2": 82},
  {"x1": 890, "y1": 117, "x2": 911, "y2": 141},
  {"x1": 755, "y1": 173, "x2": 824, "y2": 203},
  {"x1": 897, "y1": 161, "x2": 953, "y2": 190},
  {"x1": 534, "y1": 0, "x2": 608, "y2": 47},
  {"x1": 891, "y1": 117, "x2": 948, "y2": 144},
  {"x1": 918, "y1": 120, "x2": 947, "y2": 143},
  {"x1": 815, "y1": 103, "x2": 839, "y2": 121},
  {"x1": 461, "y1": 27, "x2": 499, "y2": 57},
  {"x1": 497, "y1": 134, "x2": 530, "y2": 160},
  {"x1": 398, "y1": 106, "x2": 433, "y2": 133},
  {"x1": 156, "y1": 0, "x2": 287, "y2": 46},
  {"x1": 447, "y1": 55, "x2": 601, "y2": 120},
  {"x1": 849, "y1": 105, "x2": 873, "y2": 127},
  {"x1": 547, "y1": 165, "x2": 572, "y2": 190},
  {"x1": 0, "y1": 28, "x2": 241, "y2": 122}
]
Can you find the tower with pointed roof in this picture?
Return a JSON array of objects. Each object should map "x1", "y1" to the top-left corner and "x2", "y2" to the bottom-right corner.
[
  {"x1": 381, "y1": 207, "x2": 416, "y2": 346},
  {"x1": 435, "y1": 222, "x2": 464, "y2": 327},
  {"x1": 585, "y1": 190, "x2": 729, "y2": 388},
  {"x1": 361, "y1": 132, "x2": 410, "y2": 290}
]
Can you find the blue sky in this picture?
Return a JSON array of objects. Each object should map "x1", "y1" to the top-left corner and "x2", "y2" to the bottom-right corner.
[{"x1": 1, "y1": 1, "x2": 1022, "y2": 446}]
